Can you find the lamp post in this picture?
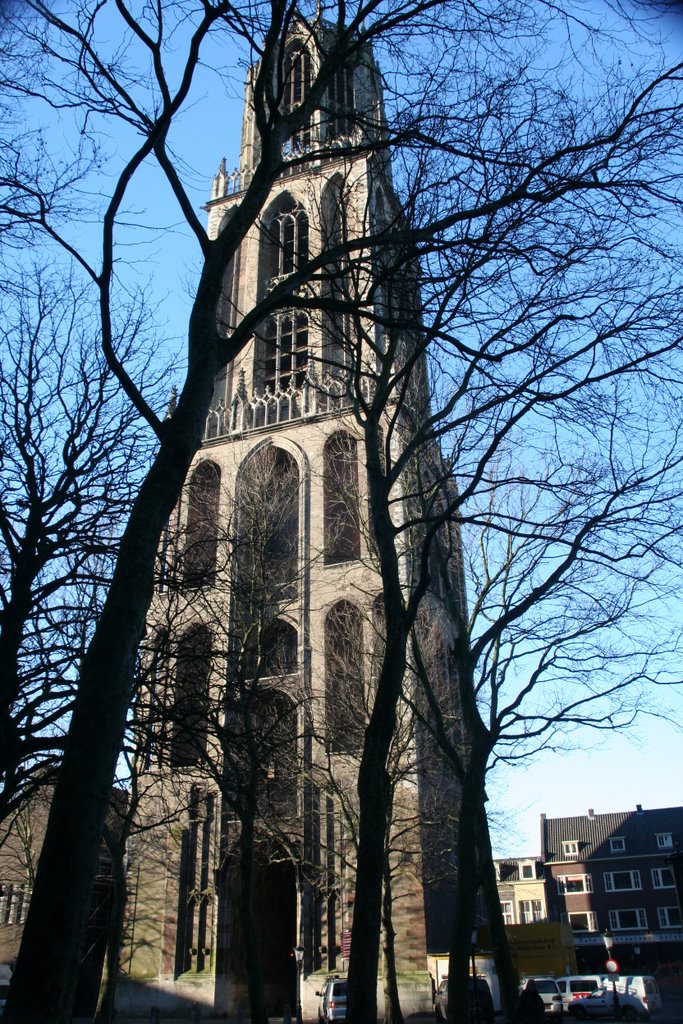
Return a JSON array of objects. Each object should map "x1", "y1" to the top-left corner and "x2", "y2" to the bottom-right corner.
[
  {"x1": 471, "y1": 926, "x2": 481, "y2": 1024},
  {"x1": 294, "y1": 945, "x2": 304, "y2": 1024},
  {"x1": 602, "y1": 929, "x2": 620, "y2": 1018}
]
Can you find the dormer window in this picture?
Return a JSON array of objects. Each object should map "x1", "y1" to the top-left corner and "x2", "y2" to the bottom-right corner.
[
  {"x1": 521, "y1": 863, "x2": 535, "y2": 879},
  {"x1": 610, "y1": 836, "x2": 626, "y2": 853},
  {"x1": 562, "y1": 841, "x2": 579, "y2": 860},
  {"x1": 657, "y1": 833, "x2": 674, "y2": 849}
]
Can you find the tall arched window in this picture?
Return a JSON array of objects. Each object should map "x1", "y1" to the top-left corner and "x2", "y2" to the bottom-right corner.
[
  {"x1": 259, "y1": 312, "x2": 309, "y2": 393},
  {"x1": 325, "y1": 601, "x2": 365, "y2": 752},
  {"x1": 244, "y1": 618, "x2": 298, "y2": 679},
  {"x1": 234, "y1": 445, "x2": 300, "y2": 605},
  {"x1": 324, "y1": 432, "x2": 360, "y2": 563},
  {"x1": 183, "y1": 461, "x2": 221, "y2": 587},
  {"x1": 324, "y1": 63, "x2": 354, "y2": 140},
  {"x1": 321, "y1": 178, "x2": 353, "y2": 374},
  {"x1": 262, "y1": 197, "x2": 309, "y2": 287},
  {"x1": 282, "y1": 44, "x2": 312, "y2": 151},
  {"x1": 170, "y1": 625, "x2": 212, "y2": 768}
]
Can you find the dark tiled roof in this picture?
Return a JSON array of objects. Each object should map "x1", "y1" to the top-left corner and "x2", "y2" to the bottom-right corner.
[{"x1": 542, "y1": 805, "x2": 683, "y2": 862}]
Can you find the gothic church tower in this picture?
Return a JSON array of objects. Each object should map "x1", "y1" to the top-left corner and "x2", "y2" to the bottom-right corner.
[{"x1": 118, "y1": 19, "x2": 458, "y2": 1018}]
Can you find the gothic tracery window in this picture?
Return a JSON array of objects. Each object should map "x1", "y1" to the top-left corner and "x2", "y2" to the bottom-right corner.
[
  {"x1": 183, "y1": 461, "x2": 221, "y2": 587},
  {"x1": 170, "y1": 625, "x2": 212, "y2": 768},
  {"x1": 324, "y1": 63, "x2": 354, "y2": 140},
  {"x1": 324, "y1": 432, "x2": 360, "y2": 563},
  {"x1": 260, "y1": 313, "x2": 309, "y2": 393},
  {"x1": 262, "y1": 199, "x2": 309, "y2": 285},
  {"x1": 282, "y1": 44, "x2": 312, "y2": 152},
  {"x1": 325, "y1": 600, "x2": 365, "y2": 752}
]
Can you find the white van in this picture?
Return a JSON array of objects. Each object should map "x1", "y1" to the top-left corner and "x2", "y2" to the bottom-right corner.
[
  {"x1": 613, "y1": 975, "x2": 662, "y2": 1018},
  {"x1": 556, "y1": 975, "x2": 607, "y2": 1011}
]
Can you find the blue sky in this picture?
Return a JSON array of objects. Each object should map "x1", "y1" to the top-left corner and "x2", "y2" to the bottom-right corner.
[{"x1": 488, "y1": 698, "x2": 683, "y2": 857}]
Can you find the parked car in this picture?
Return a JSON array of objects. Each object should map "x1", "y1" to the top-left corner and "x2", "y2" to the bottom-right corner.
[
  {"x1": 520, "y1": 978, "x2": 564, "y2": 1017},
  {"x1": 0, "y1": 965, "x2": 11, "y2": 1016},
  {"x1": 434, "y1": 976, "x2": 495, "y2": 1024},
  {"x1": 316, "y1": 976, "x2": 347, "y2": 1024},
  {"x1": 566, "y1": 977, "x2": 662, "y2": 1022},
  {"x1": 556, "y1": 976, "x2": 608, "y2": 1012}
]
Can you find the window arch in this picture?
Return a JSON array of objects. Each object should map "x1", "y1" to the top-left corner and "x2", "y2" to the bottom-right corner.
[
  {"x1": 321, "y1": 178, "x2": 353, "y2": 374},
  {"x1": 244, "y1": 618, "x2": 298, "y2": 679},
  {"x1": 324, "y1": 62, "x2": 354, "y2": 140},
  {"x1": 170, "y1": 625, "x2": 212, "y2": 768},
  {"x1": 183, "y1": 461, "x2": 220, "y2": 587},
  {"x1": 258, "y1": 312, "x2": 309, "y2": 393},
  {"x1": 282, "y1": 43, "x2": 312, "y2": 152},
  {"x1": 324, "y1": 432, "x2": 360, "y2": 563},
  {"x1": 261, "y1": 196, "x2": 309, "y2": 288},
  {"x1": 234, "y1": 445, "x2": 300, "y2": 602},
  {"x1": 325, "y1": 601, "x2": 365, "y2": 752}
]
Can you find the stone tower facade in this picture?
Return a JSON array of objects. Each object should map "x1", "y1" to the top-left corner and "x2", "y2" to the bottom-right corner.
[{"x1": 118, "y1": 21, "x2": 459, "y2": 1019}]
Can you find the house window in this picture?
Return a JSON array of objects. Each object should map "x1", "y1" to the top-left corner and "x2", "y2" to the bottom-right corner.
[
  {"x1": 566, "y1": 911, "x2": 598, "y2": 932},
  {"x1": 324, "y1": 432, "x2": 360, "y2": 564},
  {"x1": 557, "y1": 874, "x2": 593, "y2": 894},
  {"x1": 521, "y1": 863, "x2": 535, "y2": 879},
  {"x1": 657, "y1": 906, "x2": 682, "y2": 928},
  {"x1": 608, "y1": 908, "x2": 647, "y2": 930},
  {"x1": 519, "y1": 900, "x2": 544, "y2": 924},
  {"x1": 562, "y1": 841, "x2": 579, "y2": 859},
  {"x1": 0, "y1": 882, "x2": 32, "y2": 925},
  {"x1": 501, "y1": 901, "x2": 514, "y2": 925},
  {"x1": 652, "y1": 867, "x2": 675, "y2": 889},
  {"x1": 604, "y1": 870, "x2": 641, "y2": 891},
  {"x1": 657, "y1": 833, "x2": 674, "y2": 849},
  {"x1": 610, "y1": 836, "x2": 626, "y2": 853}
]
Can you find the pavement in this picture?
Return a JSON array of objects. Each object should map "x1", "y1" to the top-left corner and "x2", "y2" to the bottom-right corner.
[{"x1": 72, "y1": 998, "x2": 683, "y2": 1024}]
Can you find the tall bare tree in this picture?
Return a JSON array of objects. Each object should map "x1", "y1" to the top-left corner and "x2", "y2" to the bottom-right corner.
[{"x1": 1, "y1": 2, "x2": 683, "y2": 1023}]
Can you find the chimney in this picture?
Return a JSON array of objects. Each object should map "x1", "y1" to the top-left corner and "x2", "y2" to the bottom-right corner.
[
  {"x1": 636, "y1": 804, "x2": 643, "y2": 815},
  {"x1": 588, "y1": 808, "x2": 595, "y2": 819}
]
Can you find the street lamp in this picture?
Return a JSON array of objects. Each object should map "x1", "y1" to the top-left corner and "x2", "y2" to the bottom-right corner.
[
  {"x1": 294, "y1": 945, "x2": 304, "y2": 1024},
  {"x1": 471, "y1": 926, "x2": 481, "y2": 1024},
  {"x1": 602, "y1": 929, "x2": 620, "y2": 1018}
]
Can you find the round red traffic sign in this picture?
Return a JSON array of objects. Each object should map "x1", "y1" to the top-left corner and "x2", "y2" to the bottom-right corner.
[{"x1": 605, "y1": 958, "x2": 619, "y2": 974}]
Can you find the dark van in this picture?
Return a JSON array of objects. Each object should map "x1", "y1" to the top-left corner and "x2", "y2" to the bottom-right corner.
[{"x1": 434, "y1": 976, "x2": 495, "y2": 1024}]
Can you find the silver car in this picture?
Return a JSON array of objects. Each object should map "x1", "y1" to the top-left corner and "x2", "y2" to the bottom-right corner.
[{"x1": 317, "y1": 976, "x2": 347, "y2": 1024}]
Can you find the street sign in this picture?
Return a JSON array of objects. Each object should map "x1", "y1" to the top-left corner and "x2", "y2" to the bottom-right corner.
[{"x1": 605, "y1": 959, "x2": 619, "y2": 974}]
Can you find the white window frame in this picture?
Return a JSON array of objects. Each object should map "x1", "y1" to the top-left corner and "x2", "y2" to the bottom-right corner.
[
  {"x1": 557, "y1": 873, "x2": 593, "y2": 895},
  {"x1": 609, "y1": 836, "x2": 626, "y2": 853},
  {"x1": 657, "y1": 906, "x2": 682, "y2": 928},
  {"x1": 562, "y1": 840, "x2": 579, "y2": 860},
  {"x1": 500, "y1": 900, "x2": 514, "y2": 925},
  {"x1": 656, "y1": 832, "x2": 674, "y2": 849},
  {"x1": 604, "y1": 869, "x2": 642, "y2": 892},
  {"x1": 652, "y1": 867, "x2": 675, "y2": 889},
  {"x1": 608, "y1": 908, "x2": 647, "y2": 930},
  {"x1": 521, "y1": 862, "x2": 535, "y2": 879},
  {"x1": 519, "y1": 899, "x2": 544, "y2": 924},
  {"x1": 566, "y1": 910, "x2": 598, "y2": 932}
]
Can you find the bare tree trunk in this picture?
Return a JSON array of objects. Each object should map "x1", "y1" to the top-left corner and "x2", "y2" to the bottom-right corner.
[
  {"x1": 93, "y1": 831, "x2": 128, "y2": 1024},
  {"x1": 475, "y1": 803, "x2": 519, "y2": 1023},
  {"x1": 238, "y1": 785, "x2": 269, "y2": 1024},
  {"x1": 446, "y1": 765, "x2": 483, "y2": 1024},
  {"x1": 382, "y1": 856, "x2": 404, "y2": 1024}
]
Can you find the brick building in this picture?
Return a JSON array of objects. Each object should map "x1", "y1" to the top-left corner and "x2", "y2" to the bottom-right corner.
[{"x1": 542, "y1": 805, "x2": 683, "y2": 973}]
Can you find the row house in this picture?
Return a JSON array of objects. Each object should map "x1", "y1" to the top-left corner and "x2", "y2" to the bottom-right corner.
[{"x1": 542, "y1": 805, "x2": 683, "y2": 973}]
